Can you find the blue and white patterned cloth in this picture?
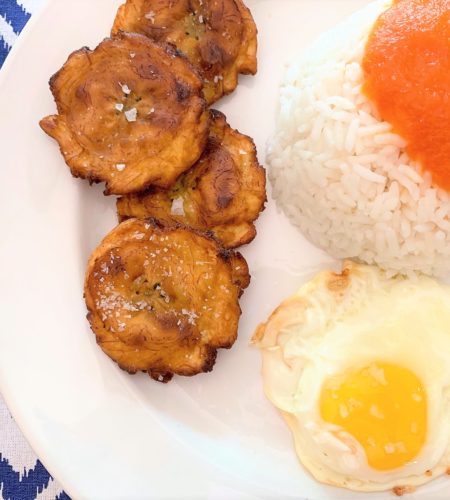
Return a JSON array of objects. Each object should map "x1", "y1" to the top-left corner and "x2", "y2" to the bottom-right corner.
[{"x1": 1, "y1": 3, "x2": 70, "y2": 498}]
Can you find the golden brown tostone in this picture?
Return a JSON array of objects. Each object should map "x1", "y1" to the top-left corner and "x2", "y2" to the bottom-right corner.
[
  {"x1": 84, "y1": 218, "x2": 250, "y2": 382},
  {"x1": 40, "y1": 32, "x2": 209, "y2": 195},
  {"x1": 111, "y1": 0, "x2": 257, "y2": 104},
  {"x1": 117, "y1": 109, "x2": 266, "y2": 248}
]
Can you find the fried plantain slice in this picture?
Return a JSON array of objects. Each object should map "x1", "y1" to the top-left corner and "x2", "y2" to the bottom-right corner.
[
  {"x1": 40, "y1": 32, "x2": 209, "y2": 195},
  {"x1": 111, "y1": 0, "x2": 257, "y2": 104},
  {"x1": 116, "y1": 110, "x2": 266, "y2": 248},
  {"x1": 84, "y1": 218, "x2": 250, "y2": 382}
]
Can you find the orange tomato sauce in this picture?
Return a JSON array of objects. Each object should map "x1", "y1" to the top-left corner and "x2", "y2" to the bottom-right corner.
[{"x1": 362, "y1": 0, "x2": 450, "y2": 191}]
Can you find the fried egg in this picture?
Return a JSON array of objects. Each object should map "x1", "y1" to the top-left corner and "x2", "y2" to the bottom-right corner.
[{"x1": 253, "y1": 262, "x2": 450, "y2": 493}]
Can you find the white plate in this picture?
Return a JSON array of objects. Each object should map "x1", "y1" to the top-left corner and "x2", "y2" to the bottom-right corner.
[{"x1": 1, "y1": 0, "x2": 448, "y2": 498}]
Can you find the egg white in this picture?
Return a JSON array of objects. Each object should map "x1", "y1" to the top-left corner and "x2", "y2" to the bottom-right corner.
[{"x1": 254, "y1": 262, "x2": 450, "y2": 492}]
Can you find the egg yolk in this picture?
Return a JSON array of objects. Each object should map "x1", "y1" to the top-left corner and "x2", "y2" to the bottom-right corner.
[
  {"x1": 320, "y1": 362, "x2": 427, "y2": 471},
  {"x1": 362, "y1": 0, "x2": 450, "y2": 191}
]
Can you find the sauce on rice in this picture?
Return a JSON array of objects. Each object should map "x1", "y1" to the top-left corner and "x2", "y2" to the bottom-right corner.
[{"x1": 363, "y1": 0, "x2": 450, "y2": 191}]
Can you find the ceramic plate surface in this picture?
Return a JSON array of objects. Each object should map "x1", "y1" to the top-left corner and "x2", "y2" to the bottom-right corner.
[{"x1": 0, "y1": 0, "x2": 447, "y2": 498}]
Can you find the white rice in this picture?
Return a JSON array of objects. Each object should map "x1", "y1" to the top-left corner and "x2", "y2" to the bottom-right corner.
[{"x1": 268, "y1": 0, "x2": 450, "y2": 277}]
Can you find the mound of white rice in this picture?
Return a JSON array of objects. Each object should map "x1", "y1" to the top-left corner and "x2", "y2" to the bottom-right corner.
[{"x1": 268, "y1": 0, "x2": 450, "y2": 277}]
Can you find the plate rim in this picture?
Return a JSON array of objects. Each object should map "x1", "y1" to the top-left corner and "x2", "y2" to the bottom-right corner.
[{"x1": 0, "y1": 2, "x2": 85, "y2": 498}]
